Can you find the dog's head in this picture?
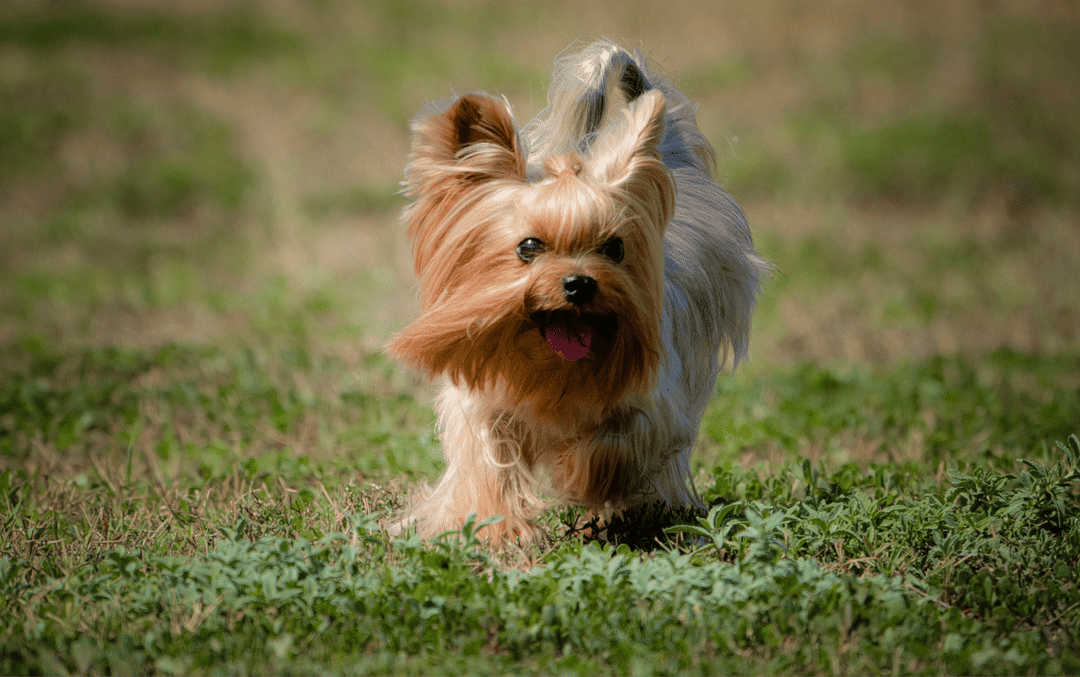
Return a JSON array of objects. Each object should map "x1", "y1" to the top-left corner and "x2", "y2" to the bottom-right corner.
[{"x1": 388, "y1": 91, "x2": 674, "y2": 420}]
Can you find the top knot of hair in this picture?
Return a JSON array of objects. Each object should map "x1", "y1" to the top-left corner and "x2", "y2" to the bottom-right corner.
[{"x1": 542, "y1": 153, "x2": 584, "y2": 179}]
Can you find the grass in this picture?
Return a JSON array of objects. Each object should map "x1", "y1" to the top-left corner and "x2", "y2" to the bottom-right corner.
[
  {"x1": 3, "y1": 343, "x2": 1077, "y2": 674},
  {"x1": 1, "y1": 0, "x2": 1079, "y2": 674}
]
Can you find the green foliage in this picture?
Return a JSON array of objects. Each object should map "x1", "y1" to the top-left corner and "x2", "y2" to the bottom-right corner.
[
  {"x1": 2, "y1": 338, "x2": 1078, "y2": 673},
  {"x1": 703, "y1": 350, "x2": 1080, "y2": 468},
  {"x1": 0, "y1": 3, "x2": 302, "y2": 73},
  {"x1": 0, "y1": 66, "x2": 86, "y2": 187},
  {"x1": 302, "y1": 185, "x2": 407, "y2": 218},
  {"x1": 723, "y1": 133, "x2": 794, "y2": 200},
  {"x1": 679, "y1": 438, "x2": 1080, "y2": 672},
  {"x1": 686, "y1": 56, "x2": 759, "y2": 93},
  {"x1": 765, "y1": 18, "x2": 1080, "y2": 207},
  {"x1": 839, "y1": 113, "x2": 1056, "y2": 204},
  {"x1": 0, "y1": 341, "x2": 437, "y2": 484},
  {"x1": 842, "y1": 114, "x2": 992, "y2": 202},
  {"x1": 4, "y1": 463, "x2": 1077, "y2": 676},
  {"x1": 110, "y1": 105, "x2": 253, "y2": 219},
  {"x1": 845, "y1": 34, "x2": 940, "y2": 83}
]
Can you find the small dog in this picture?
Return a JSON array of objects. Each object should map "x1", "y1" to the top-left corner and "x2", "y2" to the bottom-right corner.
[{"x1": 388, "y1": 40, "x2": 768, "y2": 545}]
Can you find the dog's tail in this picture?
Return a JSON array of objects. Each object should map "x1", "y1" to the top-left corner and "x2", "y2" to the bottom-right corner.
[{"x1": 524, "y1": 39, "x2": 714, "y2": 178}]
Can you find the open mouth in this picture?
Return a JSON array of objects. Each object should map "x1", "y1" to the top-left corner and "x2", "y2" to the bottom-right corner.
[{"x1": 534, "y1": 311, "x2": 616, "y2": 362}]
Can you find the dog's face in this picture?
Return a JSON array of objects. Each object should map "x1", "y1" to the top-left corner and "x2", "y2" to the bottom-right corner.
[{"x1": 389, "y1": 91, "x2": 675, "y2": 421}]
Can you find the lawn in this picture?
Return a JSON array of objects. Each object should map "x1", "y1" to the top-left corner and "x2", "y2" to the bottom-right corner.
[{"x1": 1, "y1": 1, "x2": 1078, "y2": 674}]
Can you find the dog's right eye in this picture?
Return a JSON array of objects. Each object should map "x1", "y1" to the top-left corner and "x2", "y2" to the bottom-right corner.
[{"x1": 516, "y1": 238, "x2": 545, "y2": 262}]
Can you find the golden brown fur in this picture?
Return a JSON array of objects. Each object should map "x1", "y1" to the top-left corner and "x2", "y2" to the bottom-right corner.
[{"x1": 386, "y1": 41, "x2": 768, "y2": 545}]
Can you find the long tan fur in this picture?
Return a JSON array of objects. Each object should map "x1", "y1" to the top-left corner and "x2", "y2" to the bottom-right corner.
[{"x1": 387, "y1": 42, "x2": 768, "y2": 544}]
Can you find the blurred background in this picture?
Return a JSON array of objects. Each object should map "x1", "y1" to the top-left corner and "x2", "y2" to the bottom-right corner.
[{"x1": 2, "y1": 0, "x2": 1078, "y2": 372}]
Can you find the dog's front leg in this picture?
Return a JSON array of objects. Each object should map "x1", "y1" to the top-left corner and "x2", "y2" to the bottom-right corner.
[{"x1": 402, "y1": 384, "x2": 546, "y2": 545}]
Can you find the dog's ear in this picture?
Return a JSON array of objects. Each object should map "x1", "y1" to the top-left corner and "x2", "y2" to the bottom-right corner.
[
  {"x1": 406, "y1": 94, "x2": 526, "y2": 192},
  {"x1": 586, "y1": 89, "x2": 666, "y2": 182},
  {"x1": 587, "y1": 89, "x2": 675, "y2": 231}
]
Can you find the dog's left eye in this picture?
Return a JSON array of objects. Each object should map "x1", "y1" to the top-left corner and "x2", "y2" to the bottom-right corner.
[
  {"x1": 516, "y1": 237, "x2": 545, "y2": 262},
  {"x1": 598, "y1": 237, "x2": 625, "y2": 263}
]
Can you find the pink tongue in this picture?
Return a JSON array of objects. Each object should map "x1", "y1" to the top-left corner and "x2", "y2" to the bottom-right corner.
[{"x1": 544, "y1": 320, "x2": 592, "y2": 361}]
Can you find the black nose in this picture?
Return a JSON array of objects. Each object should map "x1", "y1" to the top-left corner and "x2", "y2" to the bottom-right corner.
[{"x1": 562, "y1": 274, "x2": 597, "y2": 306}]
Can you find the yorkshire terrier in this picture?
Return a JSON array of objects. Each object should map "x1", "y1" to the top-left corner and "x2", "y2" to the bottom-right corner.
[{"x1": 388, "y1": 40, "x2": 768, "y2": 545}]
